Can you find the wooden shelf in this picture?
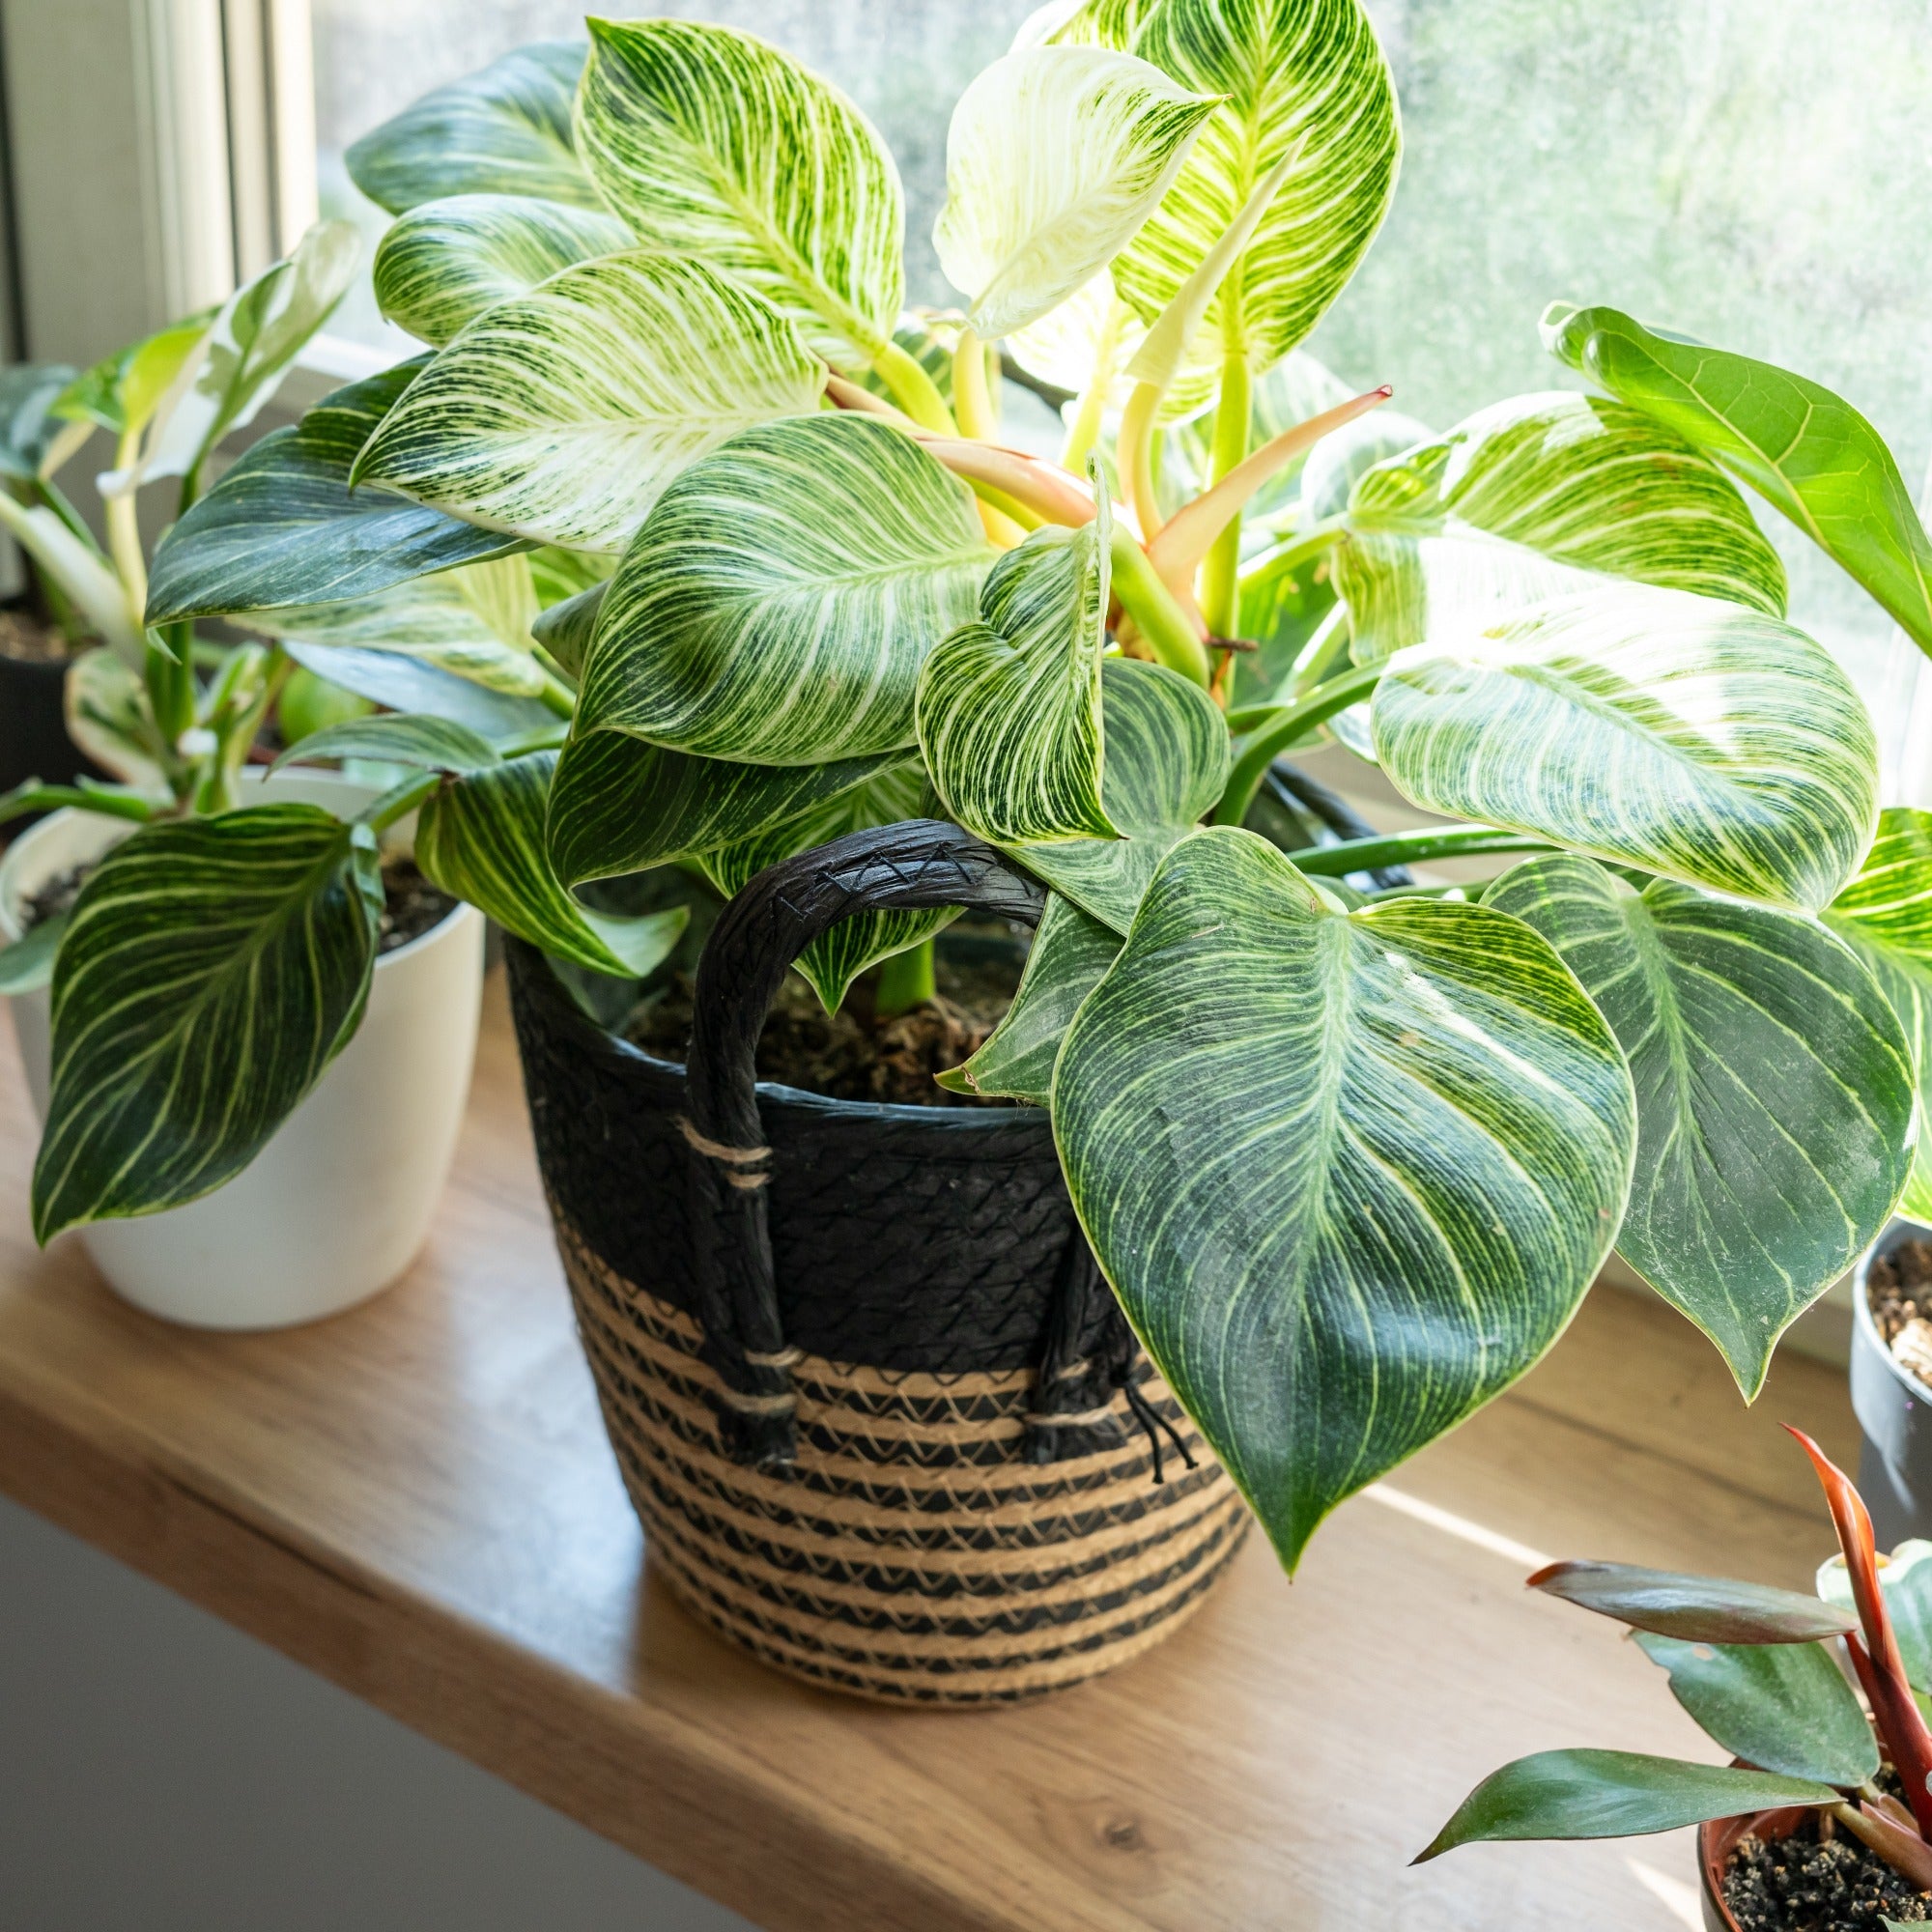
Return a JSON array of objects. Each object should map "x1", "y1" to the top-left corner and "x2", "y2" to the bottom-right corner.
[{"x1": 0, "y1": 971, "x2": 1859, "y2": 1932}]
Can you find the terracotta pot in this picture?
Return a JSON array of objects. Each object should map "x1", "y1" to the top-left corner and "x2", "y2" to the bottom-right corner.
[{"x1": 1697, "y1": 1804, "x2": 1812, "y2": 1931}]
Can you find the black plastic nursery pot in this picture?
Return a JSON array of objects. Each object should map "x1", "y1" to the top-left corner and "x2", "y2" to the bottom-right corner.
[
  {"x1": 504, "y1": 821, "x2": 1249, "y2": 1705},
  {"x1": 1852, "y1": 1220, "x2": 1932, "y2": 1550},
  {"x1": 0, "y1": 644, "x2": 97, "y2": 800}
]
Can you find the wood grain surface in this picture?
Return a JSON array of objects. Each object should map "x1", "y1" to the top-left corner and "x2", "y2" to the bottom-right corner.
[{"x1": 0, "y1": 971, "x2": 1860, "y2": 1932}]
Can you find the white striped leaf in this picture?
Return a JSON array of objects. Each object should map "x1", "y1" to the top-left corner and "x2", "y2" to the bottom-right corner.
[
  {"x1": 545, "y1": 728, "x2": 900, "y2": 889},
  {"x1": 53, "y1": 314, "x2": 213, "y2": 440},
  {"x1": 144, "y1": 359, "x2": 524, "y2": 624},
  {"x1": 351, "y1": 252, "x2": 826, "y2": 553},
  {"x1": 1004, "y1": 270, "x2": 1220, "y2": 421},
  {"x1": 578, "y1": 412, "x2": 994, "y2": 765},
  {"x1": 938, "y1": 892, "x2": 1121, "y2": 1101},
  {"x1": 31, "y1": 806, "x2": 383, "y2": 1239},
  {"x1": 934, "y1": 47, "x2": 1217, "y2": 340},
  {"x1": 275, "y1": 714, "x2": 501, "y2": 776},
  {"x1": 279, "y1": 643, "x2": 555, "y2": 740},
  {"x1": 1016, "y1": 656, "x2": 1229, "y2": 930},
  {"x1": 1371, "y1": 584, "x2": 1879, "y2": 914},
  {"x1": 372, "y1": 194, "x2": 635, "y2": 347},
  {"x1": 1488, "y1": 855, "x2": 1913, "y2": 1396},
  {"x1": 1547, "y1": 304, "x2": 1932, "y2": 657},
  {"x1": 574, "y1": 18, "x2": 903, "y2": 367},
  {"x1": 917, "y1": 507, "x2": 1114, "y2": 845},
  {"x1": 1332, "y1": 392, "x2": 1788, "y2": 664},
  {"x1": 1825, "y1": 810, "x2": 1932, "y2": 1223},
  {"x1": 1111, "y1": 0, "x2": 1400, "y2": 375},
  {"x1": 698, "y1": 765, "x2": 953, "y2": 1013},
  {"x1": 1017, "y1": 0, "x2": 1159, "y2": 48},
  {"x1": 1053, "y1": 827, "x2": 1635, "y2": 1569},
  {"x1": 64, "y1": 648, "x2": 166, "y2": 789},
  {"x1": 415, "y1": 752, "x2": 686, "y2": 978},
  {"x1": 345, "y1": 42, "x2": 600, "y2": 214}
]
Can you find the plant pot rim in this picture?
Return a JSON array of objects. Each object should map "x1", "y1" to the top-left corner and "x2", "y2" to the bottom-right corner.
[
  {"x1": 0, "y1": 767, "x2": 473, "y2": 967},
  {"x1": 1698, "y1": 1802, "x2": 1816, "y2": 1932},
  {"x1": 1855, "y1": 1218, "x2": 1932, "y2": 1406}
]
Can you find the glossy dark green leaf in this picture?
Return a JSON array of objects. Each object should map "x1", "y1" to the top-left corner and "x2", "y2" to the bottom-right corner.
[
  {"x1": 274, "y1": 715, "x2": 502, "y2": 776},
  {"x1": 1633, "y1": 1633, "x2": 1876, "y2": 1787},
  {"x1": 1488, "y1": 855, "x2": 1914, "y2": 1396},
  {"x1": 1053, "y1": 828, "x2": 1635, "y2": 1569},
  {"x1": 31, "y1": 807, "x2": 382, "y2": 1239},
  {"x1": 1418, "y1": 1751, "x2": 1839, "y2": 1861},
  {"x1": 415, "y1": 752, "x2": 685, "y2": 978},
  {"x1": 530, "y1": 581, "x2": 607, "y2": 680},
  {"x1": 1529, "y1": 1560, "x2": 1858, "y2": 1643},
  {"x1": 1545, "y1": 303, "x2": 1932, "y2": 656},
  {"x1": 279, "y1": 643, "x2": 555, "y2": 740},
  {"x1": 144, "y1": 358, "x2": 525, "y2": 624}
]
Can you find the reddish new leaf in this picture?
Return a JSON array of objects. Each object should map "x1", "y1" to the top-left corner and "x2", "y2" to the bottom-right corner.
[{"x1": 1528, "y1": 1559, "x2": 1858, "y2": 1644}]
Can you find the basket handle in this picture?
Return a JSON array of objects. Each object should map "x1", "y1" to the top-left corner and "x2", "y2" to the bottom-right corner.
[{"x1": 681, "y1": 818, "x2": 1046, "y2": 1464}]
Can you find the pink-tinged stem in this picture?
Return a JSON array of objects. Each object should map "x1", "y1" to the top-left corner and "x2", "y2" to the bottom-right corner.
[
  {"x1": 918, "y1": 438, "x2": 1111, "y2": 531},
  {"x1": 1145, "y1": 385, "x2": 1393, "y2": 597},
  {"x1": 1789, "y1": 1426, "x2": 1932, "y2": 1836},
  {"x1": 824, "y1": 373, "x2": 918, "y2": 429},
  {"x1": 1830, "y1": 1801, "x2": 1932, "y2": 1890}
]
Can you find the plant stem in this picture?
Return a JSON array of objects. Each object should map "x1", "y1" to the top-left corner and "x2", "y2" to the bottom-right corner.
[
  {"x1": 1200, "y1": 351, "x2": 1250, "y2": 643},
  {"x1": 360, "y1": 769, "x2": 440, "y2": 835},
  {"x1": 498, "y1": 724, "x2": 571, "y2": 759},
  {"x1": 1118, "y1": 381, "x2": 1163, "y2": 539},
  {"x1": 1109, "y1": 531, "x2": 1211, "y2": 687},
  {"x1": 1245, "y1": 515, "x2": 1349, "y2": 593},
  {"x1": 952, "y1": 327, "x2": 997, "y2": 440},
  {"x1": 1287, "y1": 824, "x2": 1556, "y2": 877},
  {"x1": 104, "y1": 429, "x2": 147, "y2": 617},
  {"x1": 872, "y1": 340, "x2": 958, "y2": 436},
  {"x1": 0, "y1": 781, "x2": 156, "y2": 827},
  {"x1": 875, "y1": 937, "x2": 935, "y2": 1015},
  {"x1": 1828, "y1": 1801, "x2": 1932, "y2": 1891},
  {"x1": 536, "y1": 669, "x2": 578, "y2": 719},
  {"x1": 1214, "y1": 661, "x2": 1386, "y2": 825},
  {"x1": 1061, "y1": 298, "x2": 1125, "y2": 470}
]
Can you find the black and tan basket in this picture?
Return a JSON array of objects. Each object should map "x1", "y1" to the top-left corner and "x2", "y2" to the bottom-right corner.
[{"x1": 506, "y1": 821, "x2": 1251, "y2": 1705}]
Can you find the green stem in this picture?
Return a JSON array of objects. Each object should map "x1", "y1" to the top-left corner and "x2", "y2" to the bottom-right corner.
[
  {"x1": 1060, "y1": 298, "x2": 1124, "y2": 470},
  {"x1": 872, "y1": 340, "x2": 957, "y2": 437},
  {"x1": 360, "y1": 769, "x2": 440, "y2": 835},
  {"x1": 1244, "y1": 515, "x2": 1348, "y2": 591},
  {"x1": 1214, "y1": 661, "x2": 1385, "y2": 825},
  {"x1": 498, "y1": 724, "x2": 571, "y2": 759},
  {"x1": 964, "y1": 475, "x2": 1045, "y2": 531},
  {"x1": 1109, "y1": 531, "x2": 1211, "y2": 687},
  {"x1": 0, "y1": 781, "x2": 156, "y2": 827},
  {"x1": 874, "y1": 937, "x2": 936, "y2": 1015},
  {"x1": 1288, "y1": 824, "x2": 1556, "y2": 878},
  {"x1": 1200, "y1": 352, "x2": 1250, "y2": 643},
  {"x1": 952, "y1": 327, "x2": 997, "y2": 440},
  {"x1": 536, "y1": 669, "x2": 578, "y2": 719}
]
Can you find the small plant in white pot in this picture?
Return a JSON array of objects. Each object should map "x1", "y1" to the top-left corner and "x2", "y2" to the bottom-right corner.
[{"x1": 0, "y1": 226, "x2": 498, "y2": 1330}]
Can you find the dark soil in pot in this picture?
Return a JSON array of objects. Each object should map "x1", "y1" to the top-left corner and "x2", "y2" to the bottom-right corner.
[{"x1": 1719, "y1": 1809, "x2": 1930, "y2": 1927}]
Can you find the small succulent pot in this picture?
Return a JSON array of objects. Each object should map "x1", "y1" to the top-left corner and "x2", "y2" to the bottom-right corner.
[
  {"x1": 1852, "y1": 1219, "x2": 1932, "y2": 1549},
  {"x1": 0, "y1": 768, "x2": 486, "y2": 1329},
  {"x1": 0, "y1": 644, "x2": 99, "y2": 800},
  {"x1": 505, "y1": 821, "x2": 1250, "y2": 1706},
  {"x1": 1698, "y1": 1804, "x2": 1813, "y2": 1931}
]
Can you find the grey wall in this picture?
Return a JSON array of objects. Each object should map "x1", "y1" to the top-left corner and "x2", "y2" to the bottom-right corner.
[{"x1": 0, "y1": 1494, "x2": 757, "y2": 1932}]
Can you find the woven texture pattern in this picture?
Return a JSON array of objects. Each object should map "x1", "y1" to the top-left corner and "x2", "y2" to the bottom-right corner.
[{"x1": 507, "y1": 937, "x2": 1250, "y2": 1704}]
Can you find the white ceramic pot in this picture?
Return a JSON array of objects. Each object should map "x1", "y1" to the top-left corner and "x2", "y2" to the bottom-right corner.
[{"x1": 0, "y1": 769, "x2": 485, "y2": 1329}]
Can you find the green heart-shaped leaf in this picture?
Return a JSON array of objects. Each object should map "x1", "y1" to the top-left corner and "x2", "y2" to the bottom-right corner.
[
  {"x1": 1488, "y1": 855, "x2": 1913, "y2": 1396},
  {"x1": 1053, "y1": 827, "x2": 1635, "y2": 1569},
  {"x1": 578, "y1": 412, "x2": 993, "y2": 765},
  {"x1": 415, "y1": 752, "x2": 685, "y2": 979},
  {"x1": 373, "y1": 193, "x2": 635, "y2": 347},
  {"x1": 1634, "y1": 1633, "x2": 1878, "y2": 1787},
  {"x1": 1546, "y1": 303, "x2": 1932, "y2": 656},
  {"x1": 934, "y1": 46, "x2": 1216, "y2": 340},
  {"x1": 144, "y1": 359, "x2": 525, "y2": 626},
  {"x1": 1016, "y1": 656, "x2": 1230, "y2": 930},
  {"x1": 1372, "y1": 584, "x2": 1879, "y2": 913},
  {"x1": 352, "y1": 252, "x2": 826, "y2": 553},
  {"x1": 346, "y1": 41, "x2": 599, "y2": 214},
  {"x1": 574, "y1": 18, "x2": 903, "y2": 367},
  {"x1": 275, "y1": 715, "x2": 502, "y2": 777},
  {"x1": 918, "y1": 510, "x2": 1114, "y2": 846},
  {"x1": 31, "y1": 806, "x2": 382, "y2": 1239},
  {"x1": 1419, "y1": 1752, "x2": 1839, "y2": 1861}
]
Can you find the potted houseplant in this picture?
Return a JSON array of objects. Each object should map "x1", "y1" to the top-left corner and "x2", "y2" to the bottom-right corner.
[
  {"x1": 45, "y1": 4, "x2": 1932, "y2": 1696},
  {"x1": 1854, "y1": 1221, "x2": 1932, "y2": 1548},
  {"x1": 0, "y1": 225, "x2": 495, "y2": 1330},
  {"x1": 1423, "y1": 1432, "x2": 1932, "y2": 1929}
]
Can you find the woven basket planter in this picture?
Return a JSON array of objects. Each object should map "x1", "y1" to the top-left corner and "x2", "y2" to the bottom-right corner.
[{"x1": 506, "y1": 822, "x2": 1250, "y2": 1705}]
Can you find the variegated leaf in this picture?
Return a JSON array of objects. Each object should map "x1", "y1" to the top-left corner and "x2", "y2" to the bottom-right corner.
[
  {"x1": 574, "y1": 18, "x2": 903, "y2": 367},
  {"x1": 31, "y1": 806, "x2": 382, "y2": 1239},
  {"x1": 1053, "y1": 827, "x2": 1635, "y2": 1569},
  {"x1": 1297, "y1": 402, "x2": 1431, "y2": 521},
  {"x1": 351, "y1": 252, "x2": 826, "y2": 552},
  {"x1": 1021, "y1": 0, "x2": 1160, "y2": 49},
  {"x1": 1825, "y1": 810, "x2": 1932, "y2": 1223},
  {"x1": 345, "y1": 41, "x2": 600, "y2": 214},
  {"x1": 55, "y1": 312, "x2": 215, "y2": 440},
  {"x1": 917, "y1": 506, "x2": 1114, "y2": 845},
  {"x1": 1005, "y1": 270, "x2": 1219, "y2": 421},
  {"x1": 1332, "y1": 392, "x2": 1788, "y2": 664},
  {"x1": 934, "y1": 47, "x2": 1216, "y2": 340},
  {"x1": 1113, "y1": 0, "x2": 1400, "y2": 375},
  {"x1": 274, "y1": 714, "x2": 502, "y2": 776},
  {"x1": 279, "y1": 642, "x2": 555, "y2": 740},
  {"x1": 415, "y1": 752, "x2": 686, "y2": 978},
  {"x1": 530, "y1": 581, "x2": 606, "y2": 680},
  {"x1": 373, "y1": 194, "x2": 635, "y2": 347},
  {"x1": 545, "y1": 728, "x2": 900, "y2": 889},
  {"x1": 939, "y1": 892, "x2": 1121, "y2": 1101},
  {"x1": 698, "y1": 765, "x2": 953, "y2": 1012},
  {"x1": 577, "y1": 412, "x2": 993, "y2": 765},
  {"x1": 1371, "y1": 584, "x2": 1879, "y2": 913},
  {"x1": 144, "y1": 358, "x2": 524, "y2": 624},
  {"x1": 1488, "y1": 855, "x2": 1913, "y2": 1397},
  {"x1": 1017, "y1": 656, "x2": 1229, "y2": 930},
  {"x1": 63, "y1": 648, "x2": 166, "y2": 789}
]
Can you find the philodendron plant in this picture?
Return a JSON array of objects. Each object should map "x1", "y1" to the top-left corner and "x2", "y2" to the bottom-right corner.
[
  {"x1": 1424, "y1": 1432, "x2": 1932, "y2": 1917},
  {"x1": 31, "y1": 0, "x2": 1932, "y2": 1575}
]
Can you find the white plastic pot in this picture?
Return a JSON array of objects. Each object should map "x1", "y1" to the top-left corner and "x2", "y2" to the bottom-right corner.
[{"x1": 0, "y1": 769, "x2": 485, "y2": 1330}]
